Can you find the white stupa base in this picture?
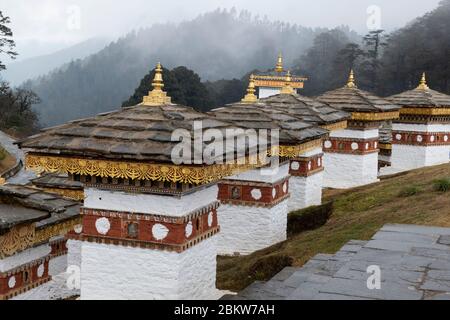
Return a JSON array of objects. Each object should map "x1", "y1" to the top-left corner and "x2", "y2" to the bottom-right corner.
[
  {"x1": 217, "y1": 200, "x2": 288, "y2": 256},
  {"x1": 288, "y1": 172, "x2": 323, "y2": 212},
  {"x1": 323, "y1": 152, "x2": 379, "y2": 189},
  {"x1": 66, "y1": 239, "x2": 82, "y2": 269},
  {"x1": 49, "y1": 255, "x2": 68, "y2": 276},
  {"x1": 80, "y1": 237, "x2": 218, "y2": 300},
  {"x1": 391, "y1": 144, "x2": 450, "y2": 171}
]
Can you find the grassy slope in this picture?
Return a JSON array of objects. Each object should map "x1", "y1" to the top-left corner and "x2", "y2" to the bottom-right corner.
[{"x1": 217, "y1": 163, "x2": 450, "y2": 292}]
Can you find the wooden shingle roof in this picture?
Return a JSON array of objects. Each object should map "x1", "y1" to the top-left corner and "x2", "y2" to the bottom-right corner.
[
  {"x1": 0, "y1": 184, "x2": 80, "y2": 235},
  {"x1": 210, "y1": 101, "x2": 329, "y2": 145},
  {"x1": 316, "y1": 71, "x2": 400, "y2": 114},
  {"x1": 259, "y1": 93, "x2": 350, "y2": 126},
  {"x1": 388, "y1": 74, "x2": 450, "y2": 108},
  {"x1": 19, "y1": 104, "x2": 250, "y2": 164}
]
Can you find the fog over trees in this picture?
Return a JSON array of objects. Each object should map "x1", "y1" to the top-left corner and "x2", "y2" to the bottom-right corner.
[
  {"x1": 22, "y1": 9, "x2": 358, "y2": 126},
  {"x1": 298, "y1": 0, "x2": 450, "y2": 96},
  {"x1": 8, "y1": 0, "x2": 450, "y2": 129}
]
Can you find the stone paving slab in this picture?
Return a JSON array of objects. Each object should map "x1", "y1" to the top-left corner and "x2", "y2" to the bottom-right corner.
[
  {"x1": 270, "y1": 267, "x2": 299, "y2": 282},
  {"x1": 319, "y1": 277, "x2": 424, "y2": 300},
  {"x1": 233, "y1": 225, "x2": 450, "y2": 300},
  {"x1": 373, "y1": 230, "x2": 440, "y2": 244},
  {"x1": 381, "y1": 224, "x2": 450, "y2": 236}
]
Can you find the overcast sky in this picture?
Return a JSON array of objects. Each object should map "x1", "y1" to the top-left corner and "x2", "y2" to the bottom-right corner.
[{"x1": 1, "y1": 0, "x2": 442, "y2": 60}]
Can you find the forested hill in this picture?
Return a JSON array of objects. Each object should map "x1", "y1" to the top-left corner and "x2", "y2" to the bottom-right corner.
[
  {"x1": 25, "y1": 9, "x2": 359, "y2": 127},
  {"x1": 288, "y1": 0, "x2": 450, "y2": 97},
  {"x1": 377, "y1": 0, "x2": 450, "y2": 95}
]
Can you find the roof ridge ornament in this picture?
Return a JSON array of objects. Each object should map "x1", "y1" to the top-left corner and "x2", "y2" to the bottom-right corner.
[
  {"x1": 417, "y1": 72, "x2": 429, "y2": 90},
  {"x1": 241, "y1": 74, "x2": 258, "y2": 104},
  {"x1": 275, "y1": 53, "x2": 284, "y2": 73},
  {"x1": 346, "y1": 69, "x2": 357, "y2": 88},
  {"x1": 142, "y1": 62, "x2": 172, "y2": 106},
  {"x1": 280, "y1": 70, "x2": 295, "y2": 94}
]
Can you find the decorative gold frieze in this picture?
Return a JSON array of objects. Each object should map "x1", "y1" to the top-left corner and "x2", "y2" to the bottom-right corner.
[
  {"x1": 26, "y1": 141, "x2": 323, "y2": 184},
  {"x1": 400, "y1": 107, "x2": 450, "y2": 116},
  {"x1": 26, "y1": 154, "x2": 254, "y2": 185},
  {"x1": 0, "y1": 225, "x2": 35, "y2": 259},
  {"x1": 273, "y1": 139, "x2": 323, "y2": 158},
  {"x1": 0, "y1": 217, "x2": 81, "y2": 258},
  {"x1": 351, "y1": 111, "x2": 400, "y2": 121},
  {"x1": 378, "y1": 143, "x2": 392, "y2": 150},
  {"x1": 254, "y1": 78, "x2": 305, "y2": 89},
  {"x1": 34, "y1": 217, "x2": 82, "y2": 245},
  {"x1": 43, "y1": 188, "x2": 84, "y2": 201},
  {"x1": 320, "y1": 121, "x2": 348, "y2": 132}
]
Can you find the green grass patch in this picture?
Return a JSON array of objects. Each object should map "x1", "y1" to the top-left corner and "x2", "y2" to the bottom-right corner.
[
  {"x1": 398, "y1": 186, "x2": 423, "y2": 197},
  {"x1": 433, "y1": 178, "x2": 450, "y2": 192}
]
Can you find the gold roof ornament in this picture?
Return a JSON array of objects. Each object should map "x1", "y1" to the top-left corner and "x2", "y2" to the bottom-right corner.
[
  {"x1": 241, "y1": 74, "x2": 258, "y2": 104},
  {"x1": 346, "y1": 69, "x2": 357, "y2": 88},
  {"x1": 280, "y1": 70, "x2": 295, "y2": 94},
  {"x1": 417, "y1": 72, "x2": 429, "y2": 90},
  {"x1": 275, "y1": 53, "x2": 284, "y2": 73},
  {"x1": 142, "y1": 62, "x2": 172, "y2": 106},
  {"x1": 0, "y1": 177, "x2": 5, "y2": 185}
]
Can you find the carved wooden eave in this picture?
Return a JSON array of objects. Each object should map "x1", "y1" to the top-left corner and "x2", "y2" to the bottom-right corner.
[
  {"x1": 24, "y1": 140, "x2": 322, "y2": 185},
  {"x1": 320, "y1": 120, "x2": 348, "y2": 132},
  {"x1": 399, "y1": 107, "x2": 450, "y2": 116},
  {"x1": 351, "y1": 111, "x2": 400, "y2": 122},
  {"x1": 0, "y1": 217, "x2": 81, "y2": 259}
]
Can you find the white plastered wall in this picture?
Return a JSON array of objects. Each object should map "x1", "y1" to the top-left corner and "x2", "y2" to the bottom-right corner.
[
  {"x1": 84, "y1": 185, "x2": 218, "y2": 217},
  {"x1": 218, "y1": 164, "x2": 290, "y2": 255},
  {"x1": 217, "y1": 200, "x2": 288, "y2": 256},
  {"x1": 323, "y1": 152, "x2": 379, "y2": 189},
  {"x1": 79, "y1": 185, "x2": 219, "y2": 300},
  {"x1": 288, "y1": 172, "x2": 323, "y2": 212},
  {"x1": 258, "y1": 87, "x2": 282, "y2": 99},
  {"x1": 391, "y1": 144, "x2": 450, "y2": 170},
  {"x1": 390, "y1": 123, "x2": 450, "y2": 171},
  {"x1": 288, "y1": 147, "x2": 323, "y2": 212},
  {"x1": 80, "y1": 237, "x2": 218, "y2": 300},
  {"x1": 323, "y1": 129, "x2": 379, "y2": 189}
]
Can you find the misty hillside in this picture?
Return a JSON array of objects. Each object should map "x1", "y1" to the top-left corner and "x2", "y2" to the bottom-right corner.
[
  {"x1": 24, "y1": 9, "x2": 359, "y2": 127},
  {"x1": 3, "y1": 37, "x2": 111, "y2": 86},
  {"x1": 377, "y1": 0, "x2": 450, "y2": 95}
]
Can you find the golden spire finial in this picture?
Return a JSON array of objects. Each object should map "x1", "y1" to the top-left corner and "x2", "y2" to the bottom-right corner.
[
  {"x1": 346, "y1": 69, "x2": 357, "y2": 88},
  {"x1": 241, "y1": 74, "x2": 258, "y2": 104},
  {"x1": 417, "y1": 72, "x2": 429, "y2": 90},
  {"x1": 152, "y1": 62, "x2": 164, "y2": 91},
  {"x1": 275, "y1": 53, "x2": 283, "y2": 73},
  {"x1": 281, "y1": 70, "x2": 295, "y2": 95},
  {"x1": 142, "y1": 62, "x2": 172, "y2": 106}
]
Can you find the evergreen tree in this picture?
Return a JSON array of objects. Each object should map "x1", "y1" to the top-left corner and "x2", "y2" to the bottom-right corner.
[
  {"x1": 0, "y1": 10, "x2": 17, "y2": 71},
  {"x1": 361, "y1": 30, "x2": 388, "y2": 91},
  {"x1": 122, "y1": 66, "x2": 213, "y2": 112},
  {"x1": 294, "y1": 29, "x2": 352, "y2": 95}
]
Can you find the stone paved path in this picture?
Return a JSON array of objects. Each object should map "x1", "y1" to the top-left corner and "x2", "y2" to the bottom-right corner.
[
  {"x1": 0, "y1": 130, "x2": 36, "y2": 184},
  {"x1": 225, "y1": 224, "x2": 450, "y2": 300}
]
